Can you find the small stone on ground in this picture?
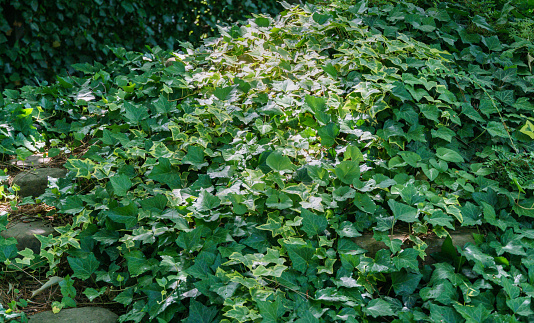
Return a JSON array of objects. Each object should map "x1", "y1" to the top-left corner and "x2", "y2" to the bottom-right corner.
[
  {"x1": 354, "y1": 227, "x2": 477, "y2": 259},
  {"x1": 12, "y1": 168, "x2": 68, "y2": 197},
  {"x1": 10, "y1": 155, "x2": 51, "y2": 167},
  {"x1": 28, "y1": 307, "x2": 118, "y2": 323},
  {"x1": 0, "y1": 220, "x2": 55, "y2": 253}
]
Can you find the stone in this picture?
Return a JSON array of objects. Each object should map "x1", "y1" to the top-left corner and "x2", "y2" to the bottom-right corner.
[
  {"x1": 425, "y1": 228, "x2": 477, "y2": 255},
  {"x1": 353, "y1": 232, "x2": 406, "y2": 257},
  {"x1": 12, "y1": 168, "x2": 68, "y2": 197},
  {"x1": 0, "y1": 220, "x2": 56, "y2": 253},
  {"x1": 354, "y1": 227, "x2": 478, "y2": 261},
  {"x1": 28, "y1": 307, "x2": 118, "y2": 323},
  {"x1": 10, "y1": 155, "x2": 51, "y2": 167}
]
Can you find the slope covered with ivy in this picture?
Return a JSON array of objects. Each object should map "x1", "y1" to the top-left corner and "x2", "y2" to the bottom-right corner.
[{"x1": 1, "y1": 0, "x2": 534, "y2": 321}]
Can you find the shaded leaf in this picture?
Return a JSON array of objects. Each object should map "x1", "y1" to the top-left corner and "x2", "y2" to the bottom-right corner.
[
  {"x1": 301, "y1": 208, "x2": 328, "y2": 237},
  {"x1": 68, "y1": 253, "x2": 99, "y2": 280}
]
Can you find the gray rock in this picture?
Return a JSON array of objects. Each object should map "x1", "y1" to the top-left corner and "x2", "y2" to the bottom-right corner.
[
  {"x1": 354, "y1": 227, "x2": 478, "y2": 260},
  {"x1": 426, "y1": 228, "x2": 477, "y2": 255},
  {"x1": 12, "y1": 168, "x2": 68, "y2": 197},
  {"x1": 354, "y1": 232, "x2": 406, "y2": 257},
  {"x1": 0, "y1": 220, "x2": 56, "y2": 253},
  {"x1": 28, "y1": 307, "x2": 118, "y2": 323},
  {"x1": 10, "y1": 155, "x2": 51, "y2": 167}
]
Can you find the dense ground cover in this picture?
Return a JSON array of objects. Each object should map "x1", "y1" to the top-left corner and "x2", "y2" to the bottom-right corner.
[{"x1": 1, "y1": 0, "x2": 534, "y2": 321}]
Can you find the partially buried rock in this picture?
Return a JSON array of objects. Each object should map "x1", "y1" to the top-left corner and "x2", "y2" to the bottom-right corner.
[
  {"x1": 354, "y1": 227, "x2": 477, "y2": 260},
  {"x1": 28, "y1": 307, "x2": 118, "y2": 323},
  {"x1": 12, "y1": 168, "x2": 68, "y2": 197},
  {"x1": 354, "y1": 232, "x2": 406, "y2": 257},
  {"x1": 10, "y1": 155, "x2": 51, "y2": 167},
  {"x1": 0, "y1": 220, "x2": 56, "y2": 253}
]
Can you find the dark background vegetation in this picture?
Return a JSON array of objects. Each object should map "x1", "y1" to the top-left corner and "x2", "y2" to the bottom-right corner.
[{"x1": 0, "y1": 0, "x2": 285, "y2": 88}]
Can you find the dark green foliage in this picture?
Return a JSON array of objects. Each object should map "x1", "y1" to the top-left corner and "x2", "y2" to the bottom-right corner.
[
  {"x1": 1, "y1": 0, "x2": 534, "y2": 322},
  {"x1": 0, "y1": 0, "x2": 283, "y2": 88}
]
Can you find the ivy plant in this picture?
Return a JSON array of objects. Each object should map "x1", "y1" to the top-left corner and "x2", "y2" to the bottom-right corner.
[{"x1": 1, "y1": 0, "x2": 534, "y2": 322}]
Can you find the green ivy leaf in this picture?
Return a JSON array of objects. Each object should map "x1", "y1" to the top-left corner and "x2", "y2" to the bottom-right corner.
[
  {"x1": 152, "y1": 95, "x2": 174, "y2": 114},
  {"x1": 520, "y1": 120, "x2": 534, "y2": 139},
  {"x1": 0, "y1": 238, "x2": 18, "y2": 262},
  {"x1": 336, "y1": 221, "x2": 362, "y2": 238},
  {"x1": 301, "y1": 208, "x2": 328, "y2": 237},
  {"x1": 213, "y1": 85, "x2": 237, "y2": 101},
  {"x1": 391, "y1": 82, "x2": 413, "y2": 102},
  {"x1": 344, "y1": 145, "x2": 364, "y2": 162},
  {"x1": 419, "y1": 104, "x2": 440, "y2": 122},
  {"x1": 194, "y1": 190, "x2": 221, "y2": 212},
  {"x1": 83, "y1": 287, "x2": 107, "y2": 302},
  {"x1": 485, "y1": 121, "x2": 508, "y2": 138},
  {"x1": 453, "y1": 303, "x2": 491, "y2": 322},
  {"x1": 62, "y1": 196, "x2": 85, "y2": 214},
  {"x1": 57, "y1": 76, "x2": 74, "y2": 89},
  {"x1": 398, "y1": 151, "x2": 421, "y2": 167},
  {"x1": 148, "y1": 158, "x2": 182, "y2": 189},
  {"x1": 255, "y1": 17, "x2": 270, "y2": 28},
  {"x1": 334, "y1": 160, "x2": 360, "y2": 185},
  {"x1": 124, "y1": 250, "x2": 151, "y2": 277},
  {"x1": 353, "y1": 192, "x2": 377, "y2": 214},
  {"x1": 436, "y1": 148, "x2": 464, "y2": 163},
  {"x1": 421, "y1": 164, "x2": 439, "y2": 181},
  {"x1": 393, "y1": 248, "x2": 420, "y2": 271},
  {"x1": 176, "y1": 227, "x2": 203, "y2": 252},
  {"x1": 113, "y1": 288, "x2": 134, "y2": 306},
  {"x1": 506, "y1": 297, "x2": 534, "y2": 316},
  {"x1": 105, "y1": 202, "x2": 139, "y2": 229},
  {"x1": 472, "y1": 15, "x2": 494, "y2": 32},
  {"x1": 461, "y1": 243, "x2": 495, "y2": 267},
  {"x1": 258, "y1": 294, "x2": 287, "y2": 323},
  {"x1": 322, "y1": 63, "x2": 338, "y2": 78},
  {"x1": 425, "y1": 210, "x2": 454, "y2": 229},
  {"x1": 461, "y1": 103, "x2": 485, "y2": 122},
  {"x1": 67, "y1": 253, "x2": 99, "y2": 280},
  {"x1": 285, "y1": 243, "x2": 316, "y2": 274},
  {"x1": 482, "y1": 35, "x2": 502, "y2": 51},
  {"x1": 211, "y1": 281, "x2": 239, "y2": 299},
  {"x1": 182, "y1": 146, "x2": 208, "y2": 169},
  {"x1": 391, "y1": 269, "x2": 423, "y2": 296},
  {"x1": 431, "y1": 127, "x2": 455, "y2": 142},
  {"x1": 110, "y1": 174, "x2": 132, "y2": 196},
  {"x1": 124, "y1": 101, "x2": 149, "y2": 124},
  {"x1": 388, "y1": 200, "x2": 419, "y2": 223},
  {"x1": 65, "y1": 159, "x2": 96, "y2": 179},
  {"x1": 266, "y1": 191, "x2": 294, "y2": 209},
  {"x1": 495, "y1": 90, "x2": 514, "y2": 106},
  {"x1": 430, "y1": 304, "x2": 463, "y2": 323},
  {"x1": 333, "y1": 186, "x2": 356, "y2": 201},
  {"x1": 363, "y1": 298, "x2": 394, "y2": 317},
  {"x1": 295, "y1": 311, "x2": 320, "y2": 323},
  {"x1": 307, "y1": 165, "x2": 329, "y2": 186},
  {"x1": 184, "y1": 299, "x2": 218, "y2": 323},
  {"x1": 312, "y1": 12, "x2": 330, "y2": 25},
  {"x1": 317, "y1": 123, "x2": 340, "y2": 147},
  {"x1": 266, "y1": 152, "x2": 296, "y2": 173},
  {"x1": 420, "y1": 281, "x2": 458, "y2": 305}
]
